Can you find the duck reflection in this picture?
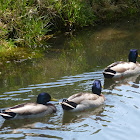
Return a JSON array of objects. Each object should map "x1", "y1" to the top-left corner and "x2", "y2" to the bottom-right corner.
[
  {"x1": 104, "y1": 74, "x2": 140, "y2": 90},
  {"x1": 62, "y1": 105, "x2": 105, "y2": 125},
  {"x1": 0, "y1": 114, "x2": 51, "y2": 130}
]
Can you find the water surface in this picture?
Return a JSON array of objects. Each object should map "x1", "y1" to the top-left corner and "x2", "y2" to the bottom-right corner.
[{"x1": 0, "y1": 20, "x2": 140, "y2": 140}]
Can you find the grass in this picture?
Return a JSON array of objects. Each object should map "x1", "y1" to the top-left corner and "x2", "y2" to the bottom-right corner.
[
  {"x1": 0, "y1": 0, "x2": 140, "y2": 62},
  {"x1": 51, "y1": 0, "x2": 95, "y2": 30},
  {"x1": 0, "y1": 0, "x2": 95, "y2": 49}
]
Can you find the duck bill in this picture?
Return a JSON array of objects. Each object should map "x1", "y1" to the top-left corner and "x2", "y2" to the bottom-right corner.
[
  {"x1": 138, "y1": 54, "x2": 140, "y2": 57},
  {"x1": 51, "y1": 97, "x2": 58, "y2": 101}
]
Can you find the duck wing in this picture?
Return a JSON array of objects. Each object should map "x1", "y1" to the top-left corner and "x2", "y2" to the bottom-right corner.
[
  {"x1": 105, "y1": 61, "x2": 137, "y2": 73},
  {"x1": 2, "y1": 103, "x2": 54, "y2": 115},
  {"x1": 68, "y1": 93, "x2": 100, "y2": 104}
]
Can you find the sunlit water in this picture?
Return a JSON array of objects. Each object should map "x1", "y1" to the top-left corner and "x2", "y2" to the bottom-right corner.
[{"x1": 0, "y1": 20, "x2": 140, "y2": 140}]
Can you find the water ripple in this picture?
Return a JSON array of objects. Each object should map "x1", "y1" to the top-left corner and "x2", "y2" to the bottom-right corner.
[{"x1": 11, "y1": 71, "x2": 104, "y2": 94}]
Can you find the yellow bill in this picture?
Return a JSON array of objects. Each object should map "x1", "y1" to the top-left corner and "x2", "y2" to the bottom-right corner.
[{"x1": 51, "y1": 97, "x2": 58, "y2": 101}]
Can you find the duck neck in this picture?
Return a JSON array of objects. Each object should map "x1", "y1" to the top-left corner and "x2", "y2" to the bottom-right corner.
[
  {"x1": 37, "y1": 101, "x2": 47, "y2": 105},
  {"x1": 128, "y1": 49, "x2": 138, "y2": 63},
  {"x1": 129, "y1": 58, "x2": 136, "y2": 63},
  {"x1": 92, "y1": 87, "x2": 101, "y2": 96}
]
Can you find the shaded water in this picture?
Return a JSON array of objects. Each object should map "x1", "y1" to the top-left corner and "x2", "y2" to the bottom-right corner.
[{"x1": 0, "y1": 20, "x2": 140, "y2": 140}]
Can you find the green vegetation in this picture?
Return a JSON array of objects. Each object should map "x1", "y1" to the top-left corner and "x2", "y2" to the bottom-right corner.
[
  {"x1": 0, "y1": 0, "x2": 95, "y2": 48},
  {"x1": 0, "y1": 0, "x2": 140, "y2": 61}
]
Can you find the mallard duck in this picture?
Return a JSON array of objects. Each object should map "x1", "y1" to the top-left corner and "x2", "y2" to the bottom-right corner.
[
  {"x1": 60, "y1": 80, "x2": 105, "y2": 112},
  {"x1": 103, "y1": 49, "x2": 140, "y2": 79},
  {"x1": 0, "y1": 92, "x2": 57, "y2": 120}
]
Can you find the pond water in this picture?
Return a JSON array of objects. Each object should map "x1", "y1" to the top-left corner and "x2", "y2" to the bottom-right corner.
[{"x1": 0, "y1": 19, "x2": 140, "y2": 140}]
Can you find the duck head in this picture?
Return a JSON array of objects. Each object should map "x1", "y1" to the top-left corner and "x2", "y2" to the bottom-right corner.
[
  {"x1": 92, "y1": 80, "x2": 102, "y2": 95},
  {"x1": 128, "y1": 49, "x2": 138, "y2": 63},
  {"x1": 37, "y1": 92, "x2": 56, "y2": 105}
]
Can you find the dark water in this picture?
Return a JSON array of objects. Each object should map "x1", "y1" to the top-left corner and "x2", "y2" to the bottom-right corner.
[{"x1": 0, "y1": 20, "x2": 140, "y2": 140}]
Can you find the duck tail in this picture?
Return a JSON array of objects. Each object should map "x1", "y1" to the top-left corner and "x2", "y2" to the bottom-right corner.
[
  {"x1": 61, "y1": 99, "x2": 77, "y2": 111},
  {"x1": 103, "y1": 72, "x2": 115, "y2": 78},
  {"x1": 0, "y1": 111, "x2": 16, "y2": 120},
  {"x1": 103, "y1": 68, "x2": 116, "y2": 78}
]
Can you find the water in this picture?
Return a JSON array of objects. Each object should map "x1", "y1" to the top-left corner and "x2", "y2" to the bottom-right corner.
[{"x1": 0, "y1": 19, "x2": 140, "y2": 140}]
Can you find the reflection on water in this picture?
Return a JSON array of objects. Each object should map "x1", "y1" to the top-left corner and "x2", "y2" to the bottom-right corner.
[
  {"x1": 0, "y1": 19, "x2": 140, "y2": 139},
  {"x1": 62, "y1": 105, "x2": 105, "y2": 125},
  {"x1": 104, "y1": 74, "x2": 140, "y2": 90}
]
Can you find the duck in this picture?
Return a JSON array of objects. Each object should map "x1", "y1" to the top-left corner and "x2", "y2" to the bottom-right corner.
[
  {"x1": 103, "y1": 49, "x2": 140, "y2": 79},
  {"x1": 0, "y1": 92, "x2": 57, "y2": 120},
  {"x1": 60, "y1": 80, "x2": 105, "y2": 112}
]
